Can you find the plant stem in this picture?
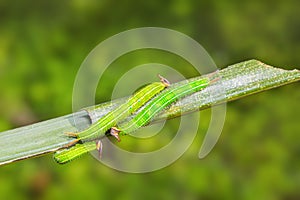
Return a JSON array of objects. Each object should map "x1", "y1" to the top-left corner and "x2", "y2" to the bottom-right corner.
[{"x1": 0, "y1": 59, "x2": 299, "y2": 166}]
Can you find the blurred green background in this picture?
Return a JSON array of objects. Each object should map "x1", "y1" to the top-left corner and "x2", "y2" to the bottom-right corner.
[{"x1": 0, "y1": 0, "x2": 299, "y2": 199}]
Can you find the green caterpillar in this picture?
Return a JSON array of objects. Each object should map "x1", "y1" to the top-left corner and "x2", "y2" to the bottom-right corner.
[
  {"x1": 111, "y1": 76, "x2": 211, "y2": 136},
  {"x1": 54, "y1": 141, "x2": 101, "y2": 164},
  {"x1": 54, "y1": 74, "x2": 216, "y2": 164},
  {"x1": 71, "y1": 75, "x2": 169, "y2": 142},
  {"x1": 54, "y1": 75, "x2": 170, "y2": 164}
]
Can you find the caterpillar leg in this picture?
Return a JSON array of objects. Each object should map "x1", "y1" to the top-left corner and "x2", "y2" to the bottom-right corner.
[
  {"x1": 65, "y1": 132, "x2": 78, "y2": 138},
  {"x1": 110, "y1": 127, "x2": 121, "y2": 142},
  {"x1": 96, "y1": 140, "x2": 103, "y2": 159},
  {"x1": 63, "y1": 138, "x2": 80, "y2": 148},
  {"x1": 158, "y1": 74, "x2": 170, "y2": 87}
]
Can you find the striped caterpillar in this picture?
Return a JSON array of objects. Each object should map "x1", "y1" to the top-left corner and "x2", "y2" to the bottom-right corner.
[
  {"x1": 54, "y1": 73, "x2": 216, "y2": 164},
  {"x1": 54, "y1": 75, "x2": 169, "y2": 164}
]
